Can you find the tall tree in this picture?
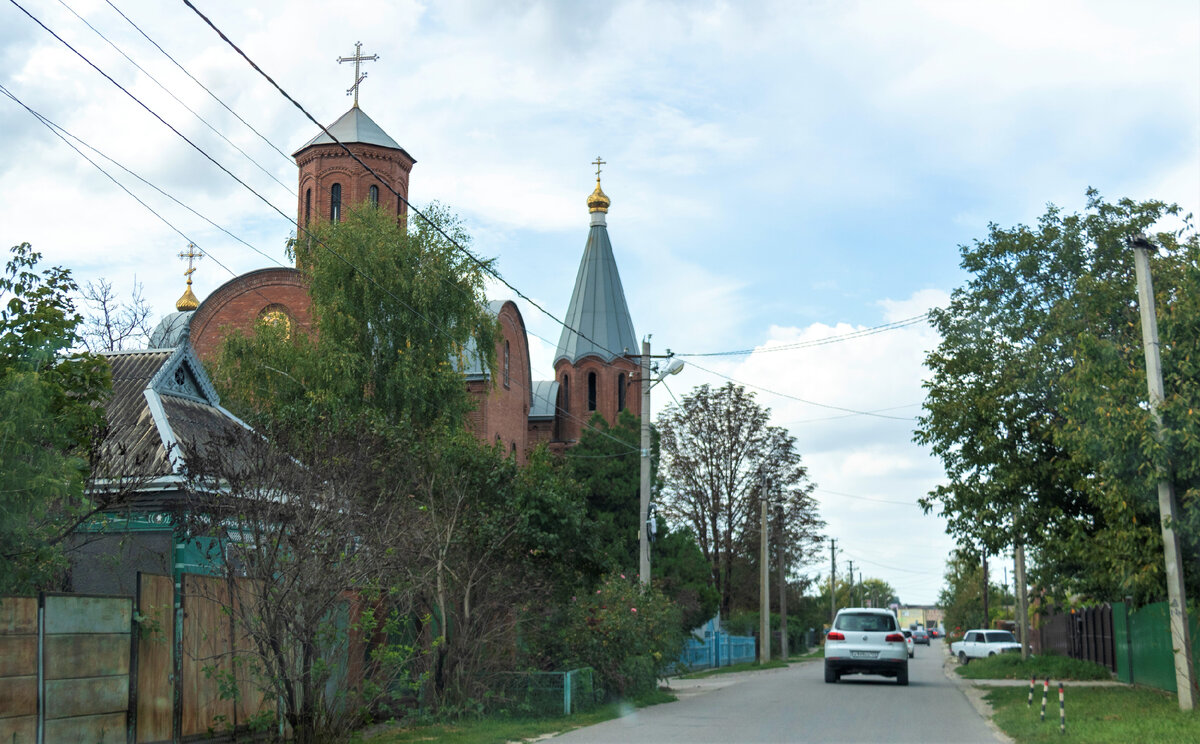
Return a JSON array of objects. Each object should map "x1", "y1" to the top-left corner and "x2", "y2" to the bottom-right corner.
[
  {"x1": 657, "y1": 382, "x2": 820, "y2": 617},
  {"x1": 211, "y1": 202, "x2": 497, "y2": 434},
  {"x1": 915, "y1": 190, "x2": 1197, "y2": 602},
  {"x1": 79, "y1": 277, "x2": 152, "y2": 352},
  {"x1": 0, "y1": 244, "x2": 110, "y2": 592}
]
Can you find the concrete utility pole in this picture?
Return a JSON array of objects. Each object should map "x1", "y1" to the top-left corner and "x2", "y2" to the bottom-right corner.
[
  {"x1": 858, "y1": 572, "x2": 863, "y2": 608},
  {"x1": 776, "y1": 505, "x2": 788, "y2": 659},
  {"x1": 981, "y1": 553, "x2": 989, "y2": 628},
  {"x1": 639, "y1": 339, "x2": 652, "y2": 586},
  {"x1": 846, "y1": 561, "x2": 854, "y2": 607},
  {"x1": 1015, "y1": 542, "x2": 1030, "y2": 661},
  {"x1": 1130, "y1": 235, "x2": 1196, "y2": 710},
  {"x1": 830, "y1": 539, "x2": 837, "y2": 624},
  {"x1": 759, "y1": 486, "x2": 771, "y2": 663}
]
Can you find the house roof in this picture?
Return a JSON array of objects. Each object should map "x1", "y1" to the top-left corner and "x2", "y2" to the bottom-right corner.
[
  {"x1": 98, "y1": 346, "x2": 251, "y2": 486},
  {"x1": 529, "y1": 380, "x2": 559, "y2": 420}
]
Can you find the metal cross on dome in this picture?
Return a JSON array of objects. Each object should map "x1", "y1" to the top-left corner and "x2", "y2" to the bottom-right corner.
[
  {"x1": 338, "y1": 41, "x2": 379, "y2": 107},
  {"x1": 178, "y1": 243, "x2": 203, "y2": 281},
  {"x1": 592, "y1": 156, "x2": 606, "y2": 179}
]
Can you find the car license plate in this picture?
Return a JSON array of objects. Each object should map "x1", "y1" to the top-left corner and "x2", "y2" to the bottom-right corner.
[{"x1": 851, "y1": 651, "x2": 877, "y2": 659}]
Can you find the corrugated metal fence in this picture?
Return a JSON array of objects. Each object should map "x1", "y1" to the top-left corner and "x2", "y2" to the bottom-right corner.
[
  {"x1": 676, "y1": 625, "x2": 756, "y2": 672},
  {"x1": 1034, "y1": 603, "x2": 1115, "y2": 671}
]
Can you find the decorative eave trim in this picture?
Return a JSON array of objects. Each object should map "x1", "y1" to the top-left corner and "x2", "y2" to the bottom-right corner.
[{"x1": 143, "y1": 387, "x2": 184, "y2": 472}]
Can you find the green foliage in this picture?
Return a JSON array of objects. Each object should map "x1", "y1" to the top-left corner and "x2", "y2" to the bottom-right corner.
[
  {"x1": 555, "y1": 573, "x2": 684, "y2": 698},
  {"x1": 566, "y1": 409, "x2": 719, "y2": 632},
  {"x1": 955, "y1": 651, "x2": 1112, "y2": 681},
  {"x1": 915, "y1": 190, "x2": 1198, "y2": 603},
  {"x1": 213, "y1": 202, "x2": 496, "y2": 434},
  {"x1": 0, "y1": 243, "x2": 110, "y2": 593}
]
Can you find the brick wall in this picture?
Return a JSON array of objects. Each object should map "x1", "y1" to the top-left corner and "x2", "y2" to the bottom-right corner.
[
  {"x1": 296, "y1": 142, "x2": 414, "y2": 226},
  {"x1": 190, "y1": 268, "x2": 312, "y2": 360},
  {"x1": 553, "y1": 355, "x2": 640, "y2": 444}
]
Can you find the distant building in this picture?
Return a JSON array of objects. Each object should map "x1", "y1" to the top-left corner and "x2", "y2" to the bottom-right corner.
[{"x1": 896, "y1": 605, "x2": 945, "y2": 630}]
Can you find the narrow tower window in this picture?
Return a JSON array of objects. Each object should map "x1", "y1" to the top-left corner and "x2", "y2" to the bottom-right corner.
[
  {"x1": 503, "y1": 340, "x2": 511, "y2": 388},
  {"x1": 330, "y1": 183, "x2": 342, "y2": 222},
  {"x1": 587, "y1": 372, "x2": 597, "y2": 411},
  {"x1": 561, "y1": 374, "x2": 570, "y2": 413},
  {"x1": 369, "y1": 185, "x2": 379, "y2": 207},
  {"x1": 304, "y1": 189, "x2": 311, "y2": 227},
  {"x1": 618, "y1": 373, "x2": 627, "y2": 411}
]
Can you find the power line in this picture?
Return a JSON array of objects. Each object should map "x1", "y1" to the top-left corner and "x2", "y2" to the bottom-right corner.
[
  {"x1": 55, "y1": 0, "x2": 295, "y2": 197},
  {"x1": 682, "y1": 358, "x2": 918, "y2": 421},
  {"x1": 814, "y1": 487, "x2": 918, "y2": 506},
  {"x1": 102, "y1": 0, "x2": 294, "y2": 164},
  {"x1": 677, "y1": 313, "x2": 932, "y2": 357}
]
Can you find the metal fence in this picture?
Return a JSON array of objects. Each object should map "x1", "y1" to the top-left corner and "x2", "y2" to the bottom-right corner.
[
  {"x1": 1113, "y1": 600, "x2": 1200, "y2": 692},
  {"x1": 493, "y1": 668, "x2": 599, "y2": 716},
  {"x1": 1034, "y1": 603, "x2": 1115, "y2": 671},
  {"x1": 675, "y1": 627, "x2": 757, "y2": 672}
]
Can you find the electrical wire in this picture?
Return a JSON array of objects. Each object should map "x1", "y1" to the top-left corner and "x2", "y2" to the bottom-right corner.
[
  {"x1": 55, "y1": 0, "x2": 295, "y2": 196},
  {"x1": 677, "y1": 313, "x2": 932, "y2": 357},
  {"x1": 682, "y1": 358, "x2": 918, "y2": 421},
  {"x1": 814, "y1": 488, "x2": 919, "y2": 506}
]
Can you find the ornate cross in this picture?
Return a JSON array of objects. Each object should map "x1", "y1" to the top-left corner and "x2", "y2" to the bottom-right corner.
[
  {"x1": 178, "y1": 243, "x2": 203, "y2": 284},
  {"x1": 592, "y1": 156, "x2": 606, "y2": 179},
  {"x1": 338, "y1": 41, "x2": 379, "y2": 107}
]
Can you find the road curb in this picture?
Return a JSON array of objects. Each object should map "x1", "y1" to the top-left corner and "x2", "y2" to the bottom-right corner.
[{"x1": 941, "y1": 647, "x2": 1015, "y2": 743}]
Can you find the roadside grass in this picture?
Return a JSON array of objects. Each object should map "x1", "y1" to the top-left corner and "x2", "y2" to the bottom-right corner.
[
  {"x1": 983, "y1": 685, "x2": 1200, "y2": 743},
  {"x1": 955, "y1": 652, "x2": 1112, "y2": 681},
  {"x1": 361, "y1": 689, "x2": 675, "y2": 744},
  {"x1": 676, "y1": 660, "x2": 788, "y2": 679},
  {"x1": 788, "y1": 648, "x2": 822, "y2": 661}
]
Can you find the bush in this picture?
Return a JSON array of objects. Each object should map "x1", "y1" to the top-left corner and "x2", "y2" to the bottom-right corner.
[{"x1": 559, "y1": 573, "x2": 684, "y2": 698}]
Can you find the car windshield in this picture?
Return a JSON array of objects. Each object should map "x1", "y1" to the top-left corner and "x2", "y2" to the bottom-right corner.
[
  {"x1": 835, "y1": 612, "x2": 896, "y2": 632},
  {"x1": 986, "y1": 631, "x2": 1017, "y2": 643}
]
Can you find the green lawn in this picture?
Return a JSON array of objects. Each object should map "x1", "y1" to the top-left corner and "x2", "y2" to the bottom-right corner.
[
  {"x1": 361, "y1": 690, "x2": 675, "y2": 744},
  {"x1": 984, "y1": 685, "x2": 1200, "y2": 743},
  {"x1": 676, "y1": 659, "x2": 788, "y2": 679},
  {"x1": 955, "y1": 652, "x2": 1113, "y2": 681}
]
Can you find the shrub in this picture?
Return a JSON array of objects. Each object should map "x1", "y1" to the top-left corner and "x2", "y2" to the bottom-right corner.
[{"x1": 559, "y1": 573, "x2": 684, "y2": 698}]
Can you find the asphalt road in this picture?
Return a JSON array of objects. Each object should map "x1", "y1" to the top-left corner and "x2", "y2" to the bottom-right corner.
[{"x1": 553, "y1": 640, "x2": 1005, "y2": 743}]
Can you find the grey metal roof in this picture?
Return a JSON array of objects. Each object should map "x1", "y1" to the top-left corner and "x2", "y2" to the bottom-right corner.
[
  {"x1": 148, "y1": 311, "x2": 193, "y2": 349},
  {"x1": 529, "y1": 380, "x2": 559, "y2": 420},
  {"x1": 294, "y1": 106, "x2": 409, "y2": 154},
  {"x1": 554, "y1": 222, "x2": 638, "y2": 365}
]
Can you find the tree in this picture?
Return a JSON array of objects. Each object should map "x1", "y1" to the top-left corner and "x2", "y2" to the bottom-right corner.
[
  {"x1": 566, "y1": 409, "x2": 720, "y2": 631},
  {"x1": 657, "y1": 382, "x2": 821, "y2": 617},
  {"x1": 79, "y1": 277, "x2": 152, "y2": 352},
  {"x1": 211, "y1": 202, "x2": 497, "y2": 434},
  {"x1": 0, "y1": 243, "x2": 111, "y2": 593},
  {"x1": 914, "y1": 190, "x2": 1196, "y2": 603}
]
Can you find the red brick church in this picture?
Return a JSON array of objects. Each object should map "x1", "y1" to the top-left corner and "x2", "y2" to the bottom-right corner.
[{"x1": 150, "y1": 84, "x2": 640, "y2": 460}]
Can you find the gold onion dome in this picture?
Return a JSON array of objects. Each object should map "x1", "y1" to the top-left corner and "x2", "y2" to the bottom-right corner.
[
  {"x1": 176, "y1": 280, "x2": 199, "y2": 311},
  {"x1": 587, "y1": 178, "x2": 611, "y2": 213}
]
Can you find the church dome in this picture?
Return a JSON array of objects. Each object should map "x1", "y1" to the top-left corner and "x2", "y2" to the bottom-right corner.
[
  {"x1": 587, "y1": 179, "x2": 611, "y2": 213},
  {"x1": 176, "y1": 283, "x2": 199, "y2": 311},
  {"x1": 149, "y1": 311, "x2": 193, "y2": 349}
]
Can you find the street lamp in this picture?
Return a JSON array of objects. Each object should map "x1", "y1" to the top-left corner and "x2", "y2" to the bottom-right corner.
[{"x1": 632, "y1": 339, "x2": 683, "y2": 586}]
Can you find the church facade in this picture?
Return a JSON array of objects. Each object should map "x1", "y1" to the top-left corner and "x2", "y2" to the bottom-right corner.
[{"x1": 164, "y1": 98, "x2": 640, "y2": 459}]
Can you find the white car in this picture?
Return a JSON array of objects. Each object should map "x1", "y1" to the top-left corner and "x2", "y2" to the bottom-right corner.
[
  {"x1": 824, "y1": 607, "x2": 909, "y2": 685},
  {"x1": 950, "y1": 629, "x2": 1022, "y2": 664},
  {"x1": 902, "y1": 629, "x2": 915, "y2": 658}
]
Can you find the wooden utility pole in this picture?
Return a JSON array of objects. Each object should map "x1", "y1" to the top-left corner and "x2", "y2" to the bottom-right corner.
[
  {"x1": 776, "y1": 504, "x2": 788, "y2": 659},
  {"x1": 759, "y1": 476, "x2": 770, "y2": 663},
  {"x1": 1131, "y1": 235, "x2": 1196, "y2": 710},
  {"x1": 1015, "y1": 541, "x2": 1030, "y2": 661},
  {"x1": 829, "y1": 539, "x2": 837, "y2": 624}
]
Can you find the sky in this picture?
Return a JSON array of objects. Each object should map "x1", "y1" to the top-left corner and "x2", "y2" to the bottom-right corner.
[{"x1": 2, "y1": 0, "x2": 1197, "y2": 605}]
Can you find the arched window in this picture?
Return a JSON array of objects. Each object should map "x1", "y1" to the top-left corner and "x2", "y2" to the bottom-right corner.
[
  {"x1": 560, "y1": 374, "x2": 569, "y2": 413},
  {"x1": 369, "y1": 185, "x2": 379, "y2": 207},
  {"x1": 304, "y1": 189, "x2": 311, "y2": 226},
  {"x1": 587, "y1": 372, "x2": 597, "y2": 411},
  {"x1": 618, "y1": 373, "x2": 627, "y2": 411},
  {"x1": 503, "y1": 340, "x2": 510, "y2": 388},
  {"x1": 330, "y1": 183, "x2": 342, "y2": 222}
]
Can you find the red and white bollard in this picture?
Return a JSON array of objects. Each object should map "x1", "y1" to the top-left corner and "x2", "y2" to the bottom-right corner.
[
  {"x1": 1059, "y1": 682, "x2": 1065, "y2": 734},
  {"x1": 1040, "y1": 678, "x2": 1049, "y2": 722}
]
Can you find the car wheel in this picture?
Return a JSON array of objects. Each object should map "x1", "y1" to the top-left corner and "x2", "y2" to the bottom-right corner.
[
  {"x1": 958, "y1": 651, "x2": 969, "y2": 665},
  {"x1": 824, "y1": 664, "x2": 838, "y2": 683},
  {"x1": 897, "y1": 665, "x2": 909, "y2": 686},
  {"x1": 908, "y1": 649, "x2": 914, "y2": 658}
]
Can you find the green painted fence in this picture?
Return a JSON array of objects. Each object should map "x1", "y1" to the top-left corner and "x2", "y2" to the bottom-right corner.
[{"x1": 1113, "y1": 600, "x2": 1200, "y2": 692}]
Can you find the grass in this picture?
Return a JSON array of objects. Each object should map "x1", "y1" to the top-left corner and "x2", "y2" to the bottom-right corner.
[
  {"x1": 955, "y1": 652, "x2": 1113, "y2": 681},
  {"x1": 361, "y1": 689, "x2": 676, "y2": 744},
  {"x1": 984, "y1": 685, "x2": 1200, "y2": 743},
  {"x1": 676, "y1": 659, "x2": 788, "y2": 679}
]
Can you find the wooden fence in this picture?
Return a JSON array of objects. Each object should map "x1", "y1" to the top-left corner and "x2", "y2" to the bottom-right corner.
[{"x1": 0, "y1": 573, "x2": 292, "y2": 743}]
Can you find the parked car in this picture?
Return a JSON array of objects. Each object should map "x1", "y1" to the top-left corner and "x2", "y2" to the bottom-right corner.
[
  {"x1": 824, "y1": 607, "x2": 909, "y2": 685},
  {"x1": 902, "y1": 629, "x2": 915, "y2": 658},
  {"x1": 912, "y1": 628, "x2": 930, "y2": 645},
  {"x1": 927, "y1": 627, "x2": 940, "y2": 639},
  {"x1": 950, "y1": 629, "x2": 1022, "y2": 664}
]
